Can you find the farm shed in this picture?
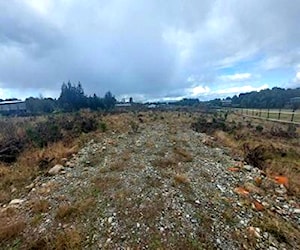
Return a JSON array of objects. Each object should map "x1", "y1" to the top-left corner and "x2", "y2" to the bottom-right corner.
[{"x1": 0, "y1": 100, "x2": 26, "y2": 115}]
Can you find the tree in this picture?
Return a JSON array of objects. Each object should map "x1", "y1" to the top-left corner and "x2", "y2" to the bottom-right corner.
[
  {"x1": 25, "y1": 97, "x2": 57, "y2": 114},
  {"x1": 58, "y1": 81, "x2": 87, "y2": 111},
  {"x1": 103, "y1": 91, "x2": 116, "y2": 110}
]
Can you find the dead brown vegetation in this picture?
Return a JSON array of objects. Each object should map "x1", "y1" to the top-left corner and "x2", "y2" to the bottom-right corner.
[
  {"x1": 0, "y1": 218, "x2": 26, "y2": 242},
  {"x1": 201, "y1": 113, "x2": 300, "y2": 197}
]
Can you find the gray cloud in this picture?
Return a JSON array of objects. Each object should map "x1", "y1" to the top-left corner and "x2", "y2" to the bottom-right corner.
[{"x1": 0, "y1": 0, "x2": 300, "y2": 100}]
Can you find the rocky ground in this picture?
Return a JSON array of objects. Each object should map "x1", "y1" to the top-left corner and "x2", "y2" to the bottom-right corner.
[{"x1": 1, "y1": 112, "x2": 299, "y2": 249}]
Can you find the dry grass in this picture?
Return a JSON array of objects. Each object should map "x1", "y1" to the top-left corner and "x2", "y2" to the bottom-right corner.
[
  {"x1": 152, "y1": 157, "x2": 177, "y2": 169},
  {"x1": 214, "y1": 114, "x2": 300, "y2": 197},
  {"x1": 55, "y1": 197, "x2": 96, "y2": 222},
  {"x1": 54, "y1": 228, "x2": 83, "y2": 250},
  {"x1": 55, "y1": 203, "x2": 78, "y2": 220},
  {"x1": 109, "y1": 159, "x2": 127, "y2": 172},
  {"x1": 174, "y1": 173, "x2": 190, "y2": 184},
  {"x1": 0, "y1": 219, "x2": 26, "y2": 242},
  {"x1": 75, "y1": 197, "x2": 96, "y2": 214},
  {"x1": 173, "y1": 147, "x2": 193, "y2": 162},
  {"x1": 251, "y1": 213, "x2": 300, "y2": 248},
  {"x1": 92, "y1": 175, "x2": 122, "y2": 195},
  {"x1": 31, "y1": 199, "x2": 50, "y2": 213},
  {"x1": 28, "y1": 228, "x2": 83, "y2": 250},
  {"x1": 0, "y1": 141, "x2": 79, "y2": 204},
  {"x1": 0, "y1": 206, "x2": 26, "y2": 242}
]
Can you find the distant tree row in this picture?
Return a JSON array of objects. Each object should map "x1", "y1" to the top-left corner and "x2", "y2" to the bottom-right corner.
[
  {"x1": 209, "y1": 87, "x2": 300, "y2": 109},
  {"x1": 25, "y1": 81, "x2": 116, "y2": 114}
]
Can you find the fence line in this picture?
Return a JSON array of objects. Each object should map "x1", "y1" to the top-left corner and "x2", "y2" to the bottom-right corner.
[{"x1": 232, "y1": 108, "x2": 300, "y2": 125}]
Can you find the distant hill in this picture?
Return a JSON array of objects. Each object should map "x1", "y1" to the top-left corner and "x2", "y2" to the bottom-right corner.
[{"x1": 213, "y1": 87, "x2": 300, "y2": 109}]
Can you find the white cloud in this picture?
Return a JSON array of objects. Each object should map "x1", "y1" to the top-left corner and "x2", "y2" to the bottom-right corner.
[
  {"x1": 295, "y1": 72, "x2": 300, "y2": 82},
  {"x1": 0, "y1": 0, "x2": 300, "y2": 100},
  {"x1": 189, "y1": 85, "x2": 211, "y2": 96},
  {"x1": 215, "y1": 84, "x2": 269, "y2": 95},
  {"x1": 219, "y1": 73, "x2": 252, "y2": 82}
]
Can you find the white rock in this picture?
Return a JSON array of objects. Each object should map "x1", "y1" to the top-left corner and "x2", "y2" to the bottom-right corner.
[
  {"x1": 268, "y1": 247, "x2": 278, "y2": 250},
  {"x1": 25, "y1": 183, "x2": 34, "y2": 189},
  {"x1": 217, "y1": 184, "x2": 226, "y2": 192},
  {"x1": 293, "y1": 208, "x2": 300, "y2": 214},
  {"x1": 108, "y1": 217, "x2": 113, "y2": 224},
  {"x1": 243, "y1": 165, "x2": 253, "y2": 171},
  {"x1": 9, "y1": 199, "x2": 25, "y2": 205},
  {"x1": 48, "y1": 164, "x2": 64, "y2": 175}
]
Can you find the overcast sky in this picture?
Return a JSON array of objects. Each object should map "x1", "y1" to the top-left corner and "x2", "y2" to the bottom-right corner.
[{"x1": 1, "y1": 0, "x2": 300, "y2": 101}]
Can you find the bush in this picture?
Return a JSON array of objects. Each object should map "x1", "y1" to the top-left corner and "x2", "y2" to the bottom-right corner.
[
  {"x1": 99, "y1": 122, "x2": 107, "y2": 132},
  {"x1": 26, "y1": 119, "x2": 62, "y2": 147},
  {"x1": 270, "y1": 124, "x2": 298, "y2": 138},
  {"x1": 255, "y1": 125, "x2": 264, "y2": 133},
  {"x1": 191, "y1": 115, "x2": 228, "y2": 134},
  {"x1": 0, "y1": 138, "x2": 25, "y2": 163}
]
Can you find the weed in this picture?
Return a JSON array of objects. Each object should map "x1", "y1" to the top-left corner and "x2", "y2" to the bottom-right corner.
[
  {"x1": 54, "y1": 228, "x2": 82, "y2": 250},
  {"x1": 152, "y1": 157, "x2": 177, "y2": 168},
  {"x1": 130, "y1": 121, "x2": 139, "y2": 133},
  {"x1": 55, "y1": 203, "x2": 78, "y2": 221},
  {"x1": 31, "y1": 199, "x2": 50, "y2": 213},
  {"x1": 174, "y1": 147, "x2": 193, "y2": 162},
  {"x1": 31, "y1": 214, "x2": 43, "y2": 226},
  {"x1": 174, "y1": 173, "x2": 190, "y2": 184},
  {"x1": 99, "y1": 121, "x2": 107, "y2": 132}
]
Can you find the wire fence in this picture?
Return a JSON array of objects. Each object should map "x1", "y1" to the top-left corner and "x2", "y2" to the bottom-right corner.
[{"x1": 233, "y1": 108, "x2": 300, "y2": 125}]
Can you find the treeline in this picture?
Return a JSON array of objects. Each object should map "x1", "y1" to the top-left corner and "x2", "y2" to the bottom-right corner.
[
  {"x1": 210, "y1": 87, "x2": 300, "y2": 109},
  {"x1": 25, "y1": 81, "x2": 116, "y2": 114}
]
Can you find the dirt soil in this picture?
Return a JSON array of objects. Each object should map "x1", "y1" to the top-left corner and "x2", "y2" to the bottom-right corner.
[{"x1": 1, "y1": 112, "x2": 299, "y2": 249}]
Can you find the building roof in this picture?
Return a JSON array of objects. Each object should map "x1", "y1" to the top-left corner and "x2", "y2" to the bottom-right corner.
[{"x1": 0, "y1": 100, "x2": 24, "y2": 105}]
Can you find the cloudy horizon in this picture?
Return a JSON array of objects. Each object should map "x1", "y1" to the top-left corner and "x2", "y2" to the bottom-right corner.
[{"x1": 1, "y1": 0, "x2": 300, "y2": 102}]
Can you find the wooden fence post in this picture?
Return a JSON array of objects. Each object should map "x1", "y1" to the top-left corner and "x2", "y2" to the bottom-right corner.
[
  {"x1": 278, "y1": 109, "x2": 281, "y2": 120},
  {"x1": 291, "y1": 110, "x2": 295, "y2": 122}
]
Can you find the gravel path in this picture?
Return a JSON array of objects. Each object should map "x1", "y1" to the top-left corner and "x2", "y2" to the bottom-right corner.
[{"x1": 2, "y1": 112, "x2": 299, "y2": 249}]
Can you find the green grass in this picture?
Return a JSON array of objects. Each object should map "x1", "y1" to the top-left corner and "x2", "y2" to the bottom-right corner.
[{"x1": 234, "y1": 108, "x2": 300, "y2": 123}]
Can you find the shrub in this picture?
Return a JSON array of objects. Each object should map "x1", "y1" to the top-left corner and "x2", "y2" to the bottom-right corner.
[
  {"x1": 191, "y1": 115, "x2": 228, "y2": 134},
  {"x1": 0, "y1": 138, "x2": 25, "y2": 163},
  {"x1": 99, "y1": 122, "x2": 107, "y2": 132},
  {"x1": 130, "y1": 121, "x2": 139, "y2": 133},
  {"x1": 255, "y1": 125, "x2": 264, "y2": 133},
  {"x1": 26, "y1": 119, "x2": 62, "y2": 147},
  {"x1": 69, "y1": 114, "x2": 98, "y2": 134},
  {"x1": 270, "y1": 125, "x2": 298, "y2": 138}
]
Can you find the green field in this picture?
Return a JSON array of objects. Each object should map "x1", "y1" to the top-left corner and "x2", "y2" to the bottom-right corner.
[{"x1": 233, "y1": 108, "x2": 300, "y2": 123}]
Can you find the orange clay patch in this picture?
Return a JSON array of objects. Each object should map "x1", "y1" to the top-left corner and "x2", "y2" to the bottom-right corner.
[
  {"x1": 254, "y1": 177, "x2": 262, "y2": 187},
  {"x1": 228, "y1": 167, "x2": 240, "y2": 172},
  {"x1": 274, "y1": 176, "x2": 288, "y2": 186},
  {"x1": 234, "y1": 187, "x2": 249, "y2": 196},
  {"x1": 252, "y1": 200, "x2": 264, "y2": 211}
]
